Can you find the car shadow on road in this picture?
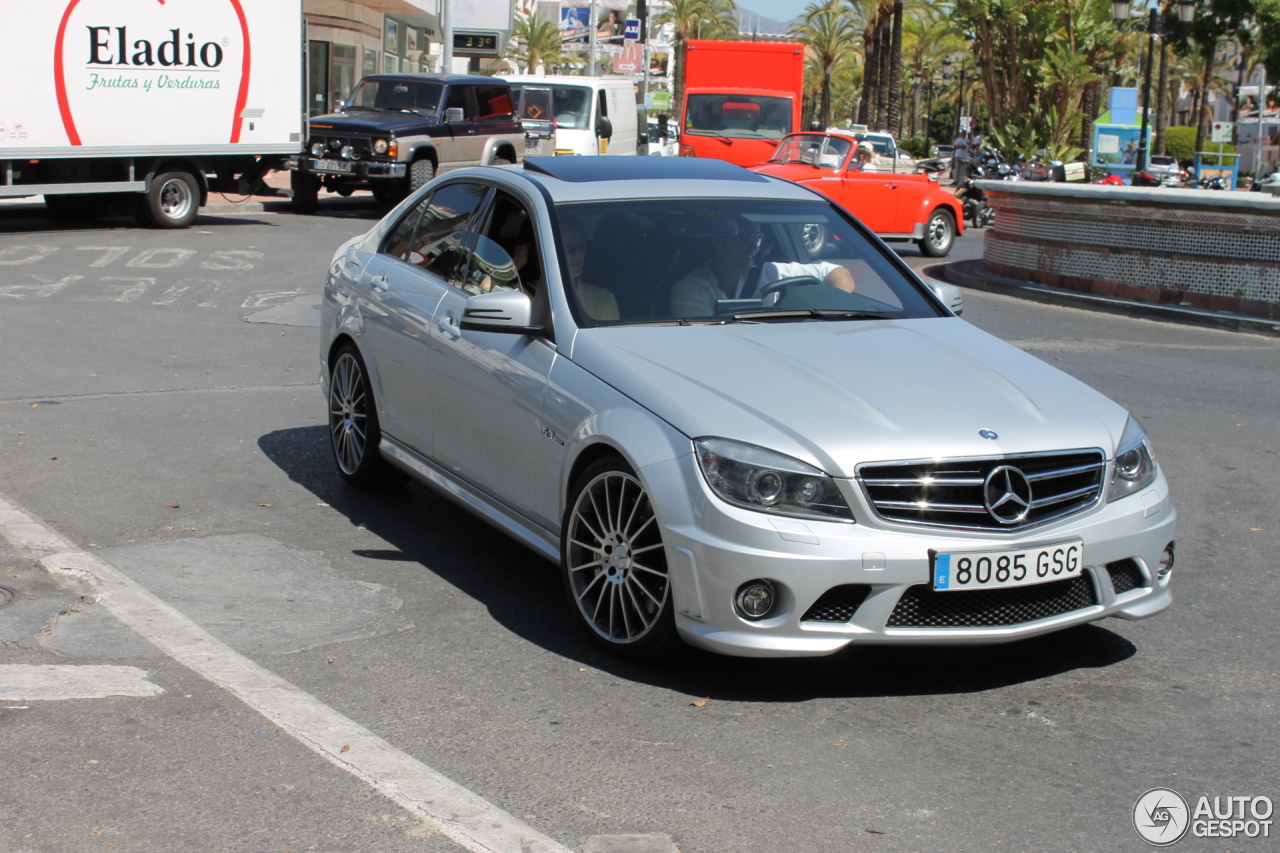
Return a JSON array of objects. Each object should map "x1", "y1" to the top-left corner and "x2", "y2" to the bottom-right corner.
[{"x1": 259, "y1": 425, "x2": 1138, "y2": 701}]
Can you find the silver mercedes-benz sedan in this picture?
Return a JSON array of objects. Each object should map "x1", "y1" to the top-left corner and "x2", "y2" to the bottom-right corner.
[{"x1": 320, "y1": 156, "x2": 1175, "y2": 659}]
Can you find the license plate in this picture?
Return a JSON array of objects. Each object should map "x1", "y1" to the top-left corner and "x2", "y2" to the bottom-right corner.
[
  {"x1": 524, "y1": 138, "x2": 542, "y2": 154},
  {"x1": 932, "y1": 540, "x2": 1083, "y2": 591},
  {"x1": 314, "y1": 159, "x2": 352, "y2": 173}
]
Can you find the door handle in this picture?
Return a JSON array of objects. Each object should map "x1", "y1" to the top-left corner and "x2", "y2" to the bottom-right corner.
[
  {"x1": 371, "y1": 272, "x2": 389, "y2": 294},
  {"x1": 438, "y1": 310, "x2": 461, "y2": 340}
]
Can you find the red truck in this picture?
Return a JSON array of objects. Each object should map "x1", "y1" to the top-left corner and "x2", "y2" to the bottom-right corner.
[{"x1": 678, "y1": 40, "x2": 806, "y2": 167}]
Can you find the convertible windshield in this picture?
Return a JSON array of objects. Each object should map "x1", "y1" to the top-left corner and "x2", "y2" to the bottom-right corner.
[
  {"x1": 685, "y1": 95, "x2": 793, "y2": 140},
  {"x1": 769, "y1": 134, "x2": 852, "y2": 169},
  {"x1": 344, "y1": 79, "x2": 443, "y2": 115},
  {"x1": 554, "y1": 199, "x2": 943, "y2": 327}
]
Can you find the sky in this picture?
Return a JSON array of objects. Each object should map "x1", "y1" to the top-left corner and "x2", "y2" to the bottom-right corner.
[{"x1": 736, "y1": 0, "x2": 805, "y2": 27}]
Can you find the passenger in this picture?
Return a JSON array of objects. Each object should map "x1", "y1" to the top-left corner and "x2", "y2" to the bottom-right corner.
[
  {"x1": 852, "y1": 141, "x2": 877, "y2": 171},
  {"x1": 561, "y1": 219, "x2": 620, "y2": 321},
  {"x1": 669, "y1": 220, "x2": 855, "y2": 317}
]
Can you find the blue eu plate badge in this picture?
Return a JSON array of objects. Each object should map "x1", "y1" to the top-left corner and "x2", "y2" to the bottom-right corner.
[{"x1": 934, "y1": 554, "x2": 951, "y2": 590}]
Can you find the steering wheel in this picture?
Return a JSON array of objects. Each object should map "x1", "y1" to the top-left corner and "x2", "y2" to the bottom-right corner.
[{"x1": 756, "y1": 275, "x2": 825, "y2": 301}]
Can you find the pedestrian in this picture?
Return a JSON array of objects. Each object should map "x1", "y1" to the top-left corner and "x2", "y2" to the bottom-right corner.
[{"x1": 952, "y1": 131, "x2": 971, "y2": 185}]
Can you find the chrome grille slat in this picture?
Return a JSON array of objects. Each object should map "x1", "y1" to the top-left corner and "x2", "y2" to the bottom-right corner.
[
  {"x1": 857, "y1": 449, "x2": 1106, "y2": 531},
  {"x1": 1027, "y1": 462, "x2": 1105, "y2": 482}
]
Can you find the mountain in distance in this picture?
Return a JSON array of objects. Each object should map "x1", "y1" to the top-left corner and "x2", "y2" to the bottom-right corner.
[{"x1": 733, "y1": 6, "x2": 798, "y2": 36}]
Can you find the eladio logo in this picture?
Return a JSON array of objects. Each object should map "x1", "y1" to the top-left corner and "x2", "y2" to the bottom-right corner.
[{"x1": 1134, "y1": 788, "x2": 1191, "y2": 846}]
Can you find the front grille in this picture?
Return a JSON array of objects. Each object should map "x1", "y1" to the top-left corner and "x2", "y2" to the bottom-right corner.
[
  {"x1": 886, "y1": 574, "x2": 1098, "y2": 627},
  {"x1": 1106, "y1": 559, "x2": 1147, "y2": 594},
  {"x1": 858, "y1": 449, "x2": 1106, "y2": 531},
  {"x1": 801, "y1": 584, "x2": 872, "y2": 622},
  {"x1": 308, "y1": 134, "x2": 376, "y2": 161}
]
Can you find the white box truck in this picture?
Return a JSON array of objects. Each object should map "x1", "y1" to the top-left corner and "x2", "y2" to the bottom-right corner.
[{"x1": 0, "y1": 0, "x2": 303, "y2": 228}]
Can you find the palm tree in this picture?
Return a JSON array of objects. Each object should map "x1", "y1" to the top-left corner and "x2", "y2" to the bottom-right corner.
[
  {"x1": 509, "y1": 12, "x2": 567, "y2": 74},
  {"x1": 653, "y1": 0, "x2": 739, "y2": 126},
  {"x1": 798, "y1": 0, "x2": 859, "y2": 128}
]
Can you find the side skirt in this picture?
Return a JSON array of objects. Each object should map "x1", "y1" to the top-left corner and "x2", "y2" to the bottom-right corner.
[{"x1": 380, "y1": 437, "x2": 561, "y2": 565}]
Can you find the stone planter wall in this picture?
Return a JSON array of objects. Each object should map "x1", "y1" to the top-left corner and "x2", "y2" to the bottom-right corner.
[{"x1": 978, "y1": 182, "x2": 1280, "y2": 321}]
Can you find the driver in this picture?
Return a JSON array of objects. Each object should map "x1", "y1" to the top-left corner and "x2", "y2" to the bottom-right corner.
[{"x1": 669, "y1": 220, "x2": 855, "y2": 317}]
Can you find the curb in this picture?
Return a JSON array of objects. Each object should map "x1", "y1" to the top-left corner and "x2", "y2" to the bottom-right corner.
[
  {"x1": 935, "y1": 259, "x2": 1280, "y2": 338},
  {"x1": 0, "y1": 195, "x2": 381, "y2": 218}
]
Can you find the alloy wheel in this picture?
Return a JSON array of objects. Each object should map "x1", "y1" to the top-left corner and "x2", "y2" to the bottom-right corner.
[
  {"x1": 566, "y1": 471, "x2": 669, "y2": 644},
  {"x1": 329, "y1": 353, "x2": 368, "y2": 476}
]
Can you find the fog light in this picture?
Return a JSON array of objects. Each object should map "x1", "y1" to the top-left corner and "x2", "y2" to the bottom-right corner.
[
  {"x1": 340, "y1": 145, "x2": 355, "y2": 160},
  {"x1": 1157, "y1": 543, "x2": 1175, "y2": 578},
  {"x1": 735, "y1": 580, "x2": 776, "y2": 620},
  {"x1": 310, "y1": 142, "x2": 324, "y2": 157}
]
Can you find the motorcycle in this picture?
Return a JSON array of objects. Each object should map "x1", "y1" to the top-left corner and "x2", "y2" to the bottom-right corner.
[
  {"x1": 955, "y1": 178, "x2": 994, "y2": 228},
  {"x1": 1249, "y1": 172, "x2": 1280, "y2": 192},
  {"x1": 1130, "y1": 170, "x2": 1163, "y2": 187},
  {"x1": 1197, "y1": 174, "x2": 1230, "y2": 190},
  {"x1": 1092, "y1": 173, "x2": 1125, "y2": 186}
]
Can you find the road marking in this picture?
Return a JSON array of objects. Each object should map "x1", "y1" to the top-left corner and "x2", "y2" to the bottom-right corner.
[
  {"x1": 0, "y1": 664, "x2": 164, "y2": 700},
  {"x1": 0, "y1": 493, "x2": 572, "y2": 853},
  {"x1": 0, "y1": 381, "x2": 319, "y2": 405}
]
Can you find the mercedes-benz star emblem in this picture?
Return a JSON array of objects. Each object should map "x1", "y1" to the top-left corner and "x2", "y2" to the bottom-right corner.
[
  {"x1": 979, "y1": 429, "x2": 999, "y2": 440},
  {"x1": 983, "y1": 466, "x2": 1033, "y2": 524}
]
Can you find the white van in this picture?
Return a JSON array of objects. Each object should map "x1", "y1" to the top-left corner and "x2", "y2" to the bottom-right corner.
[{"x1": 502, "y1": 75, "x2": 639, "y2": 156}]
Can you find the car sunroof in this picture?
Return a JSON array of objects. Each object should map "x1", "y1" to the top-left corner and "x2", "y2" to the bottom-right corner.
[{"x1": 522, "y1": 157, "x2": 771, "y2": 183}]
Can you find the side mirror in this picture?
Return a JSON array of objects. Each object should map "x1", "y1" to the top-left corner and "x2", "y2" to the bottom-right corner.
[
  {"x1": 444, "y1": 107, "x2": 465, "y2": 124},
  {"x1": 460, "y1": 290, "x2": 542, "y2": 335},
  {"x1": 596, "y1": 115, "x2": 613, "y2": 140}
]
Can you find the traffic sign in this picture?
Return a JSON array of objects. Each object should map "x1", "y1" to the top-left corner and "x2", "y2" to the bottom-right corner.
[
  {"x1": 1210, "y1": 121, "x2": 1233, "y2": 143},
  {"x1": 624, "y1": 18, "x2": 641, "y2": 42}
]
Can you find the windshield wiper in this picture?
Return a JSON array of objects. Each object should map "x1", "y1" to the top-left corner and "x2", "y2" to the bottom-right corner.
[
  {"x1": 607, "y1": 316, "x2": 756, "y2": 327},
  {"x1": 731, "y1": 308, "x2": 892, "y2": 322}
]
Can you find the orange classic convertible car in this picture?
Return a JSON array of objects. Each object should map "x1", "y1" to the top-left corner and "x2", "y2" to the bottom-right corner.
[{"x1": 750, "y1": 132, "x2": 964, "y2": 257}]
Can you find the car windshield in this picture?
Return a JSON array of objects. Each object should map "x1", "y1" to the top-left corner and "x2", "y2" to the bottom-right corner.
[
  {"x1": 554, "y1": 198, "x2": 942, "y2": 327},
  {"x1": 685, "y1": 95, "x2": 793, "y2": 140},
  {"x1": 509, "y1": 83, "x2": 592, "y2": 128},
  {"x1": 769, "y1": 135, "x2": 851, "y2": 169},
  {"x1": 345, "y1": 79, "x2": 443, "y2": 115},
  {"x1": 861, "y1": 134, "x2": 893, "y2": 156}
]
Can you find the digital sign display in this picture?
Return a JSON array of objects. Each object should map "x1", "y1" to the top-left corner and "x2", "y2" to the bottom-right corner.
[{"x1": 453, "y1": 32, "x2": 500, "y2": 56}]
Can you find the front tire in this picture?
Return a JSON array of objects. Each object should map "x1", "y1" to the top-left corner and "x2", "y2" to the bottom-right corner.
[
  {"x1": 407, "y1": 158, "x2": 435, "y2": 196},
  {"x1": 562, "y1": 457, "x2": 679, "y2": 660},
  {"x1": 328, "y1": 345, "x2": 404, "y2": 488},
  {"x1": 291, "y1": 170, "x2": 320, "y2": 214},
  {"x1": 918, "y1": 208, "x2": 956, "y2": 257},
  {"x1": 140, "y1": 171, "x2": 200, "y2": 228}
]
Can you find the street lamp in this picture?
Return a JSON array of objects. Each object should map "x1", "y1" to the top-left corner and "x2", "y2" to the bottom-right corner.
[{"x1": 1113, "y1": 0, "x2": 1197, "y2": 172}]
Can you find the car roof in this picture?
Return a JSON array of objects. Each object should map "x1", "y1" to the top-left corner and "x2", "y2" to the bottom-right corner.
[
  {"x1": 360, "y1": 74, "x2": 500, "y2": 86},
  {"x1": 453, "y1": 159, "x2": 820, "y2": 204}
]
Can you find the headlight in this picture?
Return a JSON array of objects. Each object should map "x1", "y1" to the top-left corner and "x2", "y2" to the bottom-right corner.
[
  {"x1": 1106, "y1": 416, "x2": 1158, "y2": 502},
  {"x1": 373, "y1": 138, "x2": 389, "y2": 155},
  {"x1": 695, "y1": 438, "x2": 854, "y2": 522}
]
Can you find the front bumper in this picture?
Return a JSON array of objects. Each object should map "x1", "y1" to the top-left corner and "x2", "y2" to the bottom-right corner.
[
  {"x1": 644, "y1": 453, "x2": 1176, "y2": 657},
  {"x1": 290, "y1": 156, "x2": 406, "y2": 180}
]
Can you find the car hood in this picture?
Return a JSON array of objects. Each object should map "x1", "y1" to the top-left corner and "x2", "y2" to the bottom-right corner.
[
  {"x1": 309, "y1": 111, "x2": 439, "y2": 134},
  {"x1": 570, "y1": 318, "x2": 1127, "y2": 478}
]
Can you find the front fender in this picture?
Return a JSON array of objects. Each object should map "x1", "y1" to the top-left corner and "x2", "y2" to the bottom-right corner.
[{"x1": 910, "y1": 191, "x2": 966, "y2": 236}]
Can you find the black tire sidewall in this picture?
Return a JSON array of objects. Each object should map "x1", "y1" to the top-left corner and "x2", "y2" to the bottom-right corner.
[
  {"x1": 561, "y1": 454, "x2": 680, "y2": 660},
  {"x1": 291, "y1": 169, "x2": 320, "y2": 214},
  {"x1": 146, "y1": 171, "x2": 200, "y2": 228}
]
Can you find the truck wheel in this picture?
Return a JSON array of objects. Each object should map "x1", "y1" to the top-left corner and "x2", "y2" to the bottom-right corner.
[
  {"x1": 44, "y1": 194, "x2": 110, "y2": 222},
  {"x1": 139, "y1": 171, "x2": 200, "y2": 228},
  {"x1": 917, "y1": 209, "x2": 956, "y2": 258},
  {"x1": 290, "y1": 170, "x2": 320, "y2": 214},
  {"x1": 408, "y1": 159, "x2": 435, "y2": 195}
]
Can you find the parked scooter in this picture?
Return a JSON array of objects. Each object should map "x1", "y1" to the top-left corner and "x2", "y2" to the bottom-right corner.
[
  {"x1": 1249, "y1": 172, "x2": 1280, "y2": 192},
  {"x1": 1197, "y1": 174, "x2": 1230, "y2": 190},
  {"x1": 1130, "y1": 170, "x2": 1163, "y2": 187},
  {"x1": 955, "y1": 179, "x2": 994, "y2": 228}
]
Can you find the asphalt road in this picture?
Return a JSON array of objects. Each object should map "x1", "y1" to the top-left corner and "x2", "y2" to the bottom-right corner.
[{"x1": 0, "y1": 203, "x2": 1277, "y2": 853}]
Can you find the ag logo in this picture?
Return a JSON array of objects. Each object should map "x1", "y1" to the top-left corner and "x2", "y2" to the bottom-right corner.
[{"x1": 1134, "y1": 787, "x2": 1190, "y2": 845}]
